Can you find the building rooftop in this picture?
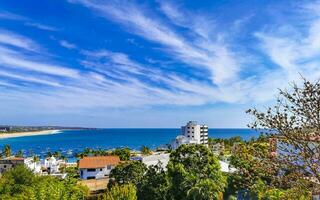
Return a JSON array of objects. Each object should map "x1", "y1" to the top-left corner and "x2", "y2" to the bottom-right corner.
[
  {"x1": 142, "y1": 153, "x2": 170, "y2": 169},
  {"x1": 219, "y1": 161, "x2": 236, "y2": 173},
  {"x1": 1, "y1": 157, "x2": 24, "y2": 161},
  {"x1": 79, "y1": 156, "x2": 120, "y2": 169}
]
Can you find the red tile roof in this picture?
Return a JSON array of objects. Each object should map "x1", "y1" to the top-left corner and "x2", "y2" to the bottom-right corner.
[
  {"x1": 79, "y1": 156, "x2": 120, "y2": 169},
  {"x1": 1, "y1": 157, "x2": 24, "y2": 161}
]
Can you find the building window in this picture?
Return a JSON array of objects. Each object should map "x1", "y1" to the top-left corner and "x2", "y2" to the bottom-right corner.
[
  {"x1": 3, "y1": 165, "x2": 6, "y2": 168},
  {"x1": 100, "y1": 168, "x2": 103, "y2": 171},
  {"x1": 107, "y1": 165, "x2": 112, "y2": 170},
  {"x1": 87, "y1": 168, "x2": 96, "y2": 172},
  {"x1": 87, "y1": 176, "x2": 95, "y2": 180}
]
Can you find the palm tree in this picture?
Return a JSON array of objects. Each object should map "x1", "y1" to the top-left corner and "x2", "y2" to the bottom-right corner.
[
  {"x1": 15, "y1": 150, "x2": 23, "y2": 157},
  {"x1": 141, "y1": 145, "x2": 152, "y2": 155},
  {"x1": 33, "y1": 155, "x2": 40, "y2": 163},
  {"x1": 3, "y1": 145, "x2": 11, "y2": 158},
  {"x1": 53, "y1": 151, "x2": 61, "y2": 159}
]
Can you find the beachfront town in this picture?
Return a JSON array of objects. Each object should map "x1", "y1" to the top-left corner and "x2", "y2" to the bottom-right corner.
[
  {"x1": 0, "y1": 119, "x2": 319, "y2": 199},
  {"x1": 0, "y1": 121, "x2": 240, "y2": 196},
  {"x1": 0, "y1": 121, "x2": 234, "y2": 175}
]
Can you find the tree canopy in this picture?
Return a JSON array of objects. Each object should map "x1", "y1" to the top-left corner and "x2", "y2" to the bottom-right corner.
[
  {"x1": 1, "y1": 144, "x2": 11, "y2": 158},
  {"x1": 167, "y1": 144, "x2": 226, "y2": 200},
  {"x1": 98, "y1": 184, "x2": 137, "y2": 200},
  {"x1": 0, "y1": 165, "x2": 88, "y2": 199},
  {"x1": 136, "y1": 163, "x2": 169, "y2": 200},
  {"x1": 111, "y1": 148, "x2": 131, "y2": 161},
  {"x1": 109, "y1": 161, "x2": 147, "y2": 186},
  {"x1": 140, "y1": 146, "x2": 152, "y2": 156},
  {"x1": 243, "y1": 78, "x2": 320, "y2": 195}
]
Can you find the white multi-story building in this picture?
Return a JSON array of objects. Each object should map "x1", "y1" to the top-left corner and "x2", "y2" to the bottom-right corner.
[
  {"x1": 181, "y1": 121, "x2": 208, "y2": 145},
  {"x1": 24, "y1": 157, "x2": 41, "y2": 174},
  {"x1": 171, "y1": 121, "x2": 209, "y2": 150},
  {"x1": 42, "y1": 156, "x2": 66, "y2": 174}
]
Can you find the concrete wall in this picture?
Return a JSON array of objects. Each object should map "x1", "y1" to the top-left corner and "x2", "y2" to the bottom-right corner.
[{"x1": 80, "y1": 165, "x2": 114, "y2": 180}]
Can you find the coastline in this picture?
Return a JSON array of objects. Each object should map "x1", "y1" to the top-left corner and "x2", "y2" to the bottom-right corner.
[{"x1": 0, "y1": 130, "x2": 61, "y2": 139}]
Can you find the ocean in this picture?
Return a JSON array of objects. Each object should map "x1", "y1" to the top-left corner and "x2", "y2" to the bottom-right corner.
[{"x1": 0, "y1": 128, "x2": 259, "y2": 158}]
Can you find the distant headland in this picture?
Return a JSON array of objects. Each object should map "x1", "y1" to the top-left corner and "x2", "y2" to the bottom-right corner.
[{"x1": 0, "y1": 125, "x2": 96, "y2": 139}]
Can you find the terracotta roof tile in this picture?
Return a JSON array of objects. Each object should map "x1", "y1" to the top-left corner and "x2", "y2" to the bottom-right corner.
[
  {"x1": 79, "y1": 156, "x2": 120, "y2": 169},
  {"x1": 1, "y1": 157, "x2": 24, "y2": 161}
]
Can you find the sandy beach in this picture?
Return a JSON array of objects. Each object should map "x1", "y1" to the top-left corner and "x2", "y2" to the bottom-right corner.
[{"x1": 0, "y1": 130, "x2": 61, "y2": 139}]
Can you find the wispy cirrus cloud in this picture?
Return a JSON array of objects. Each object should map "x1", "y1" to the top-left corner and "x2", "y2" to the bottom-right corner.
[
  {"x1": 0, "y1": 10, "x2": 58, "y2": 32},
  {"x1": 254, "y1": 1, "x2": 320, "y2": 83},
  {"x1": 25, "y1": 22, "x2": 59, "y2": 31},
  {"x1": 0, "y1": 29, "x2": 40, "y2": 51},
  {"x1": 59, "y1": 40, "x2": 77, "y2": 49},
  {"x1": 0, "y1": 30, "x2": 79, "y2": 81},
  {"x1": 0, "y1": 10, "x2": 26, "y2": 21},
  {"x1": 0, "y1": 29, "x2": 220, "y2": 111},
  {"x1": 69, "y1": 0, "x2": 242, "y2": 86},
  {"x1": 0, "y1": 69, "x2": 61, "y2": 87},
  {"x1": 0, "y1": 51, "x2": 80, "y2": 78},
  {"x1": 2, "y1": 0, "x2": 320, "y2": 126}
]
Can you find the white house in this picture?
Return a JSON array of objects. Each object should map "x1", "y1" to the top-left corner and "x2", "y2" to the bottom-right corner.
[
  {"x1": 24, "y1": 157, "x2": 41, "y2": 174},
  {"x1": 79, "y1": 156, "x2": 120, "y2": 180},
  {"x1": 171, "y1": 121, "x2": 209, "y2": 150},
  {"x1": 219, "y1": 160, "x2": 236, "y2": 173},
  {"x1": 142, "y1": 153, "x2": 170, "y2": 170},
  {"x1": 41, "y1": 156, "x2": 66, "y2": 175}
]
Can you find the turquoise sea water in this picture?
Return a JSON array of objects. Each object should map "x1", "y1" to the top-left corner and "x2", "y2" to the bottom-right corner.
[{"x1": 0, "y1": 128, "x2": 259, "y2": 157}]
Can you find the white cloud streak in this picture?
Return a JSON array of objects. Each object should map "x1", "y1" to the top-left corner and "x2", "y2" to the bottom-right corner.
[
  {"x1": 25, "y1": 22, "x2": 59, "y2": 31},
  {"x1": 254, "y1": 1, "x2": 320, "y2": 83},
  {"x1": 59, "y1": 40, "x2": 77, "y2": 49},
  {"x1": 70, "y1": 0, "x2": 242, "y2": 86},
  {"x1": 0, "y1": 11, "x2": 26, "y2": 21},
  {"x1": 2, "y1": 0, "x2": 320, "y2": 116},
  {"x1": 0, "y1": 29, "x2": 40, "y2": 51}
]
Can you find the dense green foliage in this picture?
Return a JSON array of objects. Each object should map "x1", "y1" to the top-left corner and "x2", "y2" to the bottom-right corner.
[
  {"x1": 65, "y1": 166, "x2": 80, "y2": 179},
  {"x1": 208, "y1": 136, "x2": 243, "y2": 150},
  {"x1": 240, "y1": 78, "x2": 320, "y2": 196},
  {"x1": 75, "y1": 148, "x2": 131, "y2": 161},
  {"x1": 251, "y1": 180, "x2": 312, "y2": 200},
  {"x1": 98, "y1": 184, "x2": 137, "y2": 200},
  {"x1": 0, "y1": 165, "x2": 88, "y2": 200},
  {"x1": 229, "y1": 141, "x2": 274, "y2": 190},
  {"x1": 228, "y1": 137, "x2": 313, "y2": 198},
  {"x1": 109, "y1": 144, "x2": 226, "y2": 200},
  {"x1": 111, "y1": 148, "x2": 131, "y2": 161},
  {"x1": 1, "y1": 144, "x2": 11, "y2": 157},
  {"x1": 15, "y1": 150, "x2": 23, "y2": 157},
  {"x1": 136, "y1": 163, "x2": 169, "y2": 200},
  {"x1": 168, "y1": 144, "x2": 226, "y2": 200},
  {"x1": 109, "y1": 161, "x2": 147, "y2": 186}
]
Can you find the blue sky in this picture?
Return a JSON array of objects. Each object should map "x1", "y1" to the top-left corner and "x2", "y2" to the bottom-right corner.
[{"x1": 0, "y1": 0, "x2": 320, "y2": 128}]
